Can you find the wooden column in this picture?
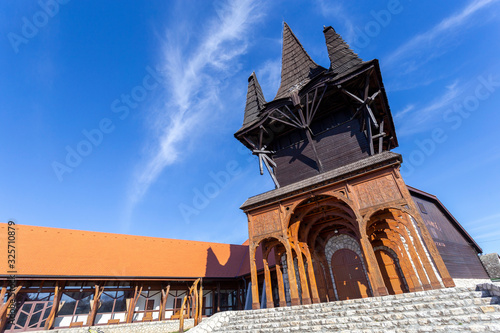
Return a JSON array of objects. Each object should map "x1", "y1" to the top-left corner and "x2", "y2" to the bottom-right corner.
[
  {"x1": 262, "y1": 258, "x2": 274, "y2": 308},
  {"x1": 318, "y1": 254, "x2": 336, "y2": 301},
  {"x1": 197, "y1": 283, "x2": 203, "y2": 324},
  {"x1": 392, "y1": 230, "x2": 431, "y2": 290},
  {"x1": 360, "y1": 235, "x2": 389, "y2": 296},
  {"x1": 179, "y1": 296, "x2": 187, "y2": 333},
  {"x1": 284, "y1": 243, "x2": 300, "y2": 305},
  {"x1": 393, "y1": 168, "x2": 455, "y2": 287},
  {"x1": 0, "y1": 284, "x2": 23, "y2": 332},
  {"x1": 86, "y1": 283, "x2": 104, "y2": 326},
  {"x1": 159, "y1": 285, "x2": 170, "y2": 321},
  {"x1": 126, "y1": 284, "x2": 142, "y2": 323},
  {"x1": 293, "y1": 244, "x2": 311, "y2": 304},
  {"x1": 302, "y1": 245, "x2": 320, "y2": 304},
  {"x1": 387, "y1": 235, "x2": 423, "y2": 292},
  {"x1": 398, "y1": 228, "x2": 432, "y2": 290},
  {"x1": 274, "y1": 251, "x2": 287, "y2": 307},
  {"x1": 44, "y1": 281, "x2": 64, "y2": 330},
  {"x1": 402, "y1": 215, "x2": 441, "y2": 289},
  {"x1": 249, "y1": 243, "x2": 260, "y2": 310},
  {"x1": 0, "y1": 282, "x2": 7, "y2": 307}
]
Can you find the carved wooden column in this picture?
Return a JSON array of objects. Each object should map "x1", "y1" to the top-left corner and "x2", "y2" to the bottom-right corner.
[
  {"x1": 401, "y1": 214, "x2": 441, "y2": 289},
  {"x1": 318, "y1": 253, "x2": 336, "y2": 301},
  {"x1": 284, "y1": 243, "x2": 300, "y2": 305},
  {"x1": 293, "y1": 244, "x2": 311, "y2": 304},
  {"x1": 386, "y1": 234, "x2": 423, "y2": 292},
  {"x1": 360, "y1": 234, "x2": 389, "y2": 296},
  {"x1": 0, "y1": 284, "x2": 23, "y2": 332},
  {"x1": 302, "y1": 244, "x2": 320, "y2": 304},
  {"x1": 262, "y1": 258, "x2": 274, "y2": 308},
  {"x1": 393, "y1": 230, "x2": 431, "y2": 290},
  {"x1": 249, "y1": 242, "x2": 260, "y2": 309},
  {"x1": 274, "y1": 250, "x2": 287, "y2": 307},
  {"x1": 393, "y1": 168, "x2": 455, "y2": 287},
  {"x1": 87, "y1": 283, "x2": 104, "y2": 326},
  {"x1": 45, "y1": 281, "x2": 64, "y2": 330}
]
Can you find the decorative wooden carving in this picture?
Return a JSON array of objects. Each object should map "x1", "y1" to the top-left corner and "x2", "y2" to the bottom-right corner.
[
  {"x1": 353, "y1": 175, "x2": 402, "y2": 209},
  {"x1": 251, "y1": 208, "x2": 282, "y2": 236}
]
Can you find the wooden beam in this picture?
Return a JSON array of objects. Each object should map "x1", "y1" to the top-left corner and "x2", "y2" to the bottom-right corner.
[
  {"x1": 378, "y1": 120, "x2": 385, "y2": 153},
  {"x1": 308, "y1": 85, "x2": 327, "y2": 125},
  {"x1": 366, "y1": 114, "x2": 374, "y2": 156},
  {"x1": 304, "y1": 128, "x2": 324, "y2": 173},
  {"x1": 262, "y1": 156, "x2": 280, "y2": 189}
]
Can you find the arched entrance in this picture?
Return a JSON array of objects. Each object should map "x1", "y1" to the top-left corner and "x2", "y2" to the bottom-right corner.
[
  {"x1": 331, "y1": 249, "x2": 370, "y2": 300},
  {"x1": 374, "y1": 249, "x2": 406, "y2": 295}
]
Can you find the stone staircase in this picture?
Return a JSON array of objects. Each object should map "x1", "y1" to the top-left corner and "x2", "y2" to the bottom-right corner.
[{"x1": 190, "y1": 284, "x2": 500, "y2": 332}]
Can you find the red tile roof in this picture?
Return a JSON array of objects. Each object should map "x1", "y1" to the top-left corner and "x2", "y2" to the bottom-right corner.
[{"x1": 0, "y1": 223, "x2": 272, "y2": 279}]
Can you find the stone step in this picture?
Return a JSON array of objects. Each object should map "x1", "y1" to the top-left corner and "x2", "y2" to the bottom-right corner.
[
  {"x1": 217, "y1": 311, "x2": 500, "y2": 333},
  {"x1": 225, "y1": 305, "x2": 500, "y2": 330},
  {"x1": 232, "y1": 292, "x2": 495, "y2": 321},
  {"x1": 188, "y1": 285, "x2": 500, "y2": 333},
  {"x1": 225, "y1": 300, "x2": 499, "y2": 328}
]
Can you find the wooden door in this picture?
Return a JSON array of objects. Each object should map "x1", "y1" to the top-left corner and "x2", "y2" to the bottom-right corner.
[
  {"x1": 146, "y1": 299, "x2": 155, "y2": 311},
  {"x1": 331, "y1": 249, "x2": 370, "y2": 300},
  {"x1": 375, "y1": 250, "x2": 406, "y2": 295}
]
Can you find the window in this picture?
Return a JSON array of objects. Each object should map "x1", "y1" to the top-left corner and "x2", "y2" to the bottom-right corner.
[{"x1": 417, "y1": 202, "x2": 427, "y2": 214}]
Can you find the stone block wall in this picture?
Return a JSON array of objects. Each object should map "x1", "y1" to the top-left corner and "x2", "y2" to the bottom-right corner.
[
  {"x1": 29, "y1": 319, "x2": 195, "y2": 333},
  {"x1": 480, "y1": 253, "x2": 500, "y2": 280}
]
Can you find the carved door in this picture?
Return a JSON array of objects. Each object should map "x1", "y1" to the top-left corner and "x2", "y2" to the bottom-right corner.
[
  {"x1": 331, "y1": 249, "x2": 370, "y2": 300},
  {"x1": 375, "y1": 250, "x2": 406, "y2": 295}
]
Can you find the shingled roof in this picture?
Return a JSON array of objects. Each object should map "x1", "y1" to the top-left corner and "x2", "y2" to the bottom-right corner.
[
  {"x1": 236, "y1": 23, "x2": 372, "y2": 134},
  {"x1": 274, "y1": 22, "x2": 326, "y2": 100},
  {"x1": 323, "y1": 26, "x2": 364, "y2": 73},
  {"x1": 242, "y1": 72, "x2": 266, "y2": 127}
]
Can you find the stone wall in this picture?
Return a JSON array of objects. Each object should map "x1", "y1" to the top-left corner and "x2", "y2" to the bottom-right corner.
[
  {"x1": 29, "y1": 319, "x2": 194, "y2": 333},
  {"x1": 480, "y1": 253, "x2": 500, "y2": 280}
]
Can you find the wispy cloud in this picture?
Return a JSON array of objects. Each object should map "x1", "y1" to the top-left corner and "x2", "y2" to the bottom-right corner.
[
  {"x1": 123, "y1": 0, "x2": 264, "y2": 229},
  {"x1": 314, "y1": 0, "x2": 356, "y2": 42},
  {"x1": 395, "y1": 104, "x2": 415, "y2": 120},
  {"x1": 385, "y1": 0, "x2": 500, "y2": 68},
  {"x1": 396, "y1": 80, "x2": 463, "y2": 136}
]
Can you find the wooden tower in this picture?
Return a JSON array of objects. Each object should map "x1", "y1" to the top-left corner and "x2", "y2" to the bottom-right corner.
[{"x1": 235, "y1": 24, "x2": 455, "y2": 309}]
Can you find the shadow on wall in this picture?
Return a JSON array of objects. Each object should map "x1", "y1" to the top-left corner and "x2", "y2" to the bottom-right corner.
[{"x1": 204, "y1": 245, "x2": 276, "y2": 278}]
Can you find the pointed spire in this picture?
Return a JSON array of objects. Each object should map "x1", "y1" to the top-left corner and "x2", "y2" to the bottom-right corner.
[
  {"x1": 242, "y1": 72, "x2": 266, "y2": 126},
  {"x1": 323, "y1": 26, "x2": 363, "y2": 73},
  {"x1": 274, "y1": 22, "x2": 325, "y2": 100}
]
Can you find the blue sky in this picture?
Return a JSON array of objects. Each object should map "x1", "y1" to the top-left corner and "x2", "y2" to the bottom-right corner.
[{"x1": 1, "y1": 0, "x2": 499, "y2": 255}]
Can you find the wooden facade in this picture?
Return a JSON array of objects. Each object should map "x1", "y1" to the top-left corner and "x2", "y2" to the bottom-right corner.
[
  {"x1": 236, "y1": 23, "x2": 487, "y2": 309},
  {"x1": 0, "y1": 23, "x2": 490, "y2": 333}
]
